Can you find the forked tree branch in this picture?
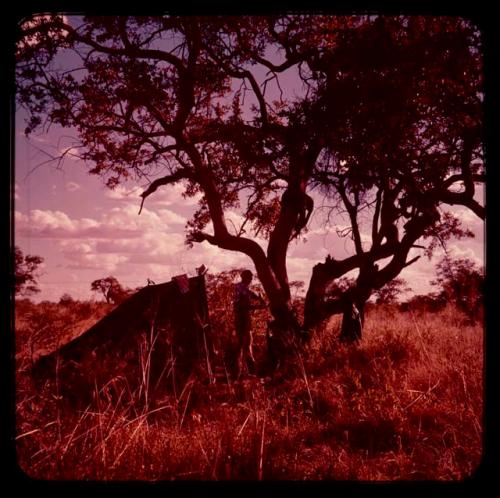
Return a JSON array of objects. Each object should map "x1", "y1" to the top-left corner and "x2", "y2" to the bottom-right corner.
[{"x1": 139, "y1": 169, "x2": 192, "y2": 214}]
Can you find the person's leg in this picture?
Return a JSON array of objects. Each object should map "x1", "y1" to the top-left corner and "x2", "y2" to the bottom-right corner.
[
  {"x1": 236, "y1": 315, "x2": 255, "y2": 377},
  {"x1": 235, "y1": 313, "x2": 247, "y2": 378},
  {"x1": 242, "y1": 325, "x2": 255, "y2": 374}
]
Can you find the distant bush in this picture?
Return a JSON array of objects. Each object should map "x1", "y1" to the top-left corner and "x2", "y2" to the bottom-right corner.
[
  {"x1": 59, "y1": 293, "x2": 75, "y2": 305},
  {"x1": 15, "y1": 298, "x2": 113, "y2": 360},
  {"x1": 374, "y1": 278, "x2": 411, "y2": 305},
  {"x1": 400, "y1": 293, "x2": 446, "y2": 313},
  {"x1": 432, "y1": 256, "x2": 484, "y2": 323}
]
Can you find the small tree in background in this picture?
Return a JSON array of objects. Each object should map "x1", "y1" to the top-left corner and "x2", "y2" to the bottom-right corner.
[
  {"x1": 374, "y1": 278, "x2": 411, "y2": 305},
  {"x1": 14, "y1": 245, "x2": 44, "y2": 296},
  {"x1": 432, "y1": 256, "x2": 484, "y2": 323},
  {"x1": 90, "y1": 276, "x2": 128, "y2": 304},
  {"x1": 59, "y1": 293, "x2": 75, "y2": 305},
  {"x1": 289, "y1": 280, "x2": 305, "y2": 300}
]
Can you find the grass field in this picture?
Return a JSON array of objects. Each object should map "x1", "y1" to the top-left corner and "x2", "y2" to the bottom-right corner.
[{"x1": 15, "y1": 297, "x2": 483, "y2": 480}]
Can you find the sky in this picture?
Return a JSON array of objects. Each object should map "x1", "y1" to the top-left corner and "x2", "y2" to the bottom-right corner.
[
  {"x1": 14, "y1": 121, "x2": 485, "y2": 303},
  {"x1": 13, "y1": 16, "x2": 485, "y2": 303}
]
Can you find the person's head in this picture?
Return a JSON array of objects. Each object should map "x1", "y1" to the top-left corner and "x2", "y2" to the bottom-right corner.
[{"x1": 241, "y1": 269, "x2": 253, "y2": 285}]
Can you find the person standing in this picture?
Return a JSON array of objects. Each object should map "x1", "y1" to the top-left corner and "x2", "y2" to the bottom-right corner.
[{"x1": 233, "y1": 269, "x2": 265, "y2": 377}]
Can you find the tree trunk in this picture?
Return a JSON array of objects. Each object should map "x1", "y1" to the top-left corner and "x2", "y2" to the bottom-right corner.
[
  {"x1": 265, "y1": 301, "x2": 303, "y2": 371},
  {"x1": 253, "y1": 258, "x2": 304, "y2": 370},
  {"x1": 303, "y1": 232, "x2": 423, "y2": 342},
  {"x1": 303, "y1": 255, "x2": 346, "y2": 329}
]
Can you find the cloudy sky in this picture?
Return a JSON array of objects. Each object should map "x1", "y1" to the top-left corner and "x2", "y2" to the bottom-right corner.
[
  {"x1": 14, "y1": 118, "x2": 485, "y2": 303},
  {"x1": 14, "y1": 16, "x2": 485, "y2": 303}
]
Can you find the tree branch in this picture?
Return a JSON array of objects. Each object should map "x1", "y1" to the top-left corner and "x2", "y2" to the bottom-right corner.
[
  {"x1": 71, "y1": 26, "x2": 187, "y2": 75},
  {"x1": 254, "y1": 54, "x2": 301, "y2": 73},
  {"x1": 203, "y1": 44, "x2": 268, "y2": 125},
  {"x1": 190, "y1": 230, "x2": 289, "y2": 312},
  {"x1": 338, "y1": 182, "x2": 363, "y2": 256},
  {"x1": 372, "y1": 188, "x2": 382, "y2": 245},
  {"x1": 442, "y1": 173, "x2": 485, "y2": 190},
  {"x1": 438, "y1": 191, "x2": 485, "y2": 219},
  {"x1": 139, "y1": 169, "x2": 192, "y2": 214},
  {"x1": 403, "y1": 255, "x2": 421, "y2": 268}
]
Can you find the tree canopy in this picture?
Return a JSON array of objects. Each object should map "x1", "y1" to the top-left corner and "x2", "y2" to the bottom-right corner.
[
  {"x1": 374, "y1": 278, "x2": 411, "y2": 305},
  {"x1": 90, "y1": 276, "x2": 128, "y2": 304},
  {"x1": 16, "y1": 15, "x2": 484, "y2": 340},
  {"x1": 432, "y1": 255, "x2": 484, "y2": 322}
]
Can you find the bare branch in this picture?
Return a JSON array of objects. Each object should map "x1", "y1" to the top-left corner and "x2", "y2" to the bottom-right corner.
[
  {"x1": 442, "y1": 173, "x2": 485, "y2": 190},
  {"x1": 403, "y1": 255, "x2": 421, "y2": 268},
  {"x1": 438, "y1": 191, "x2": 485, "y2": 219},
  {"x1": 139, "y1": 169, "x2": 192, "y2": 214},
  {"x1": 253, "y1": 54, "x2": 301, "y2": 73},
  {"x1": 338, "y1": 182, "x2": 363, "y2": 256},
  {"x1": 371, "y1": 188, "x2": 382, "y2": 244}
]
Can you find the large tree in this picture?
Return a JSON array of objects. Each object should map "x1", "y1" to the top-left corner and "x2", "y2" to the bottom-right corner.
[{"x1": 16, "y1": 15, "x2": 484, "y2": 350}]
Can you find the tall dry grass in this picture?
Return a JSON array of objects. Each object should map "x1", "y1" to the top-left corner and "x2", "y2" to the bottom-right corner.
[{"x1": 15, "y1": 298, "x2": 483, "y2": 480}]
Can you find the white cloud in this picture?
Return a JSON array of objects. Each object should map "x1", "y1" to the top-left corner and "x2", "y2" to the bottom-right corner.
[
  {"x1": 15, "y1": 211, "x2": 28, "y2": 223},
  {"x1": 15, "y1": 204, "x2": 190, "y2": 275},
  {"x1": 66, "y1": 181, "x2": 81, "y2": 192},
  {"x1": 53, "y1": 221, "x2": 251, "y2": 276},
  {"x1": 184, "y1": 239, "x2": 251, "y2": 275},
  {"x1": 285, "y1": 257, "x2": 315, "y2": 285},
  {"x1": 105, "y1": 185, "x2": 143, "y2": 201},
  {"x1": 60, "y1": 240, "x2": 128, "y2": 271},
  {"x1": 289, "y1": 232, "x2": 330, "y2": 260},
  {"x1": 451, "y1": 207, "x2": 476, "y2": 225},
  {"x1": 14, "y1": 183, "x2": 20, "y2": 200},
  {"x1": 447, "y1": 244, "x2": 484, "y2": 266},
  {"x1": 15, "y1": 205, "x2": 185, "y2": 240},
  {"x1": 16, "y1": 209, "x2": 108, "y2": 238},
  {"x1": 399, "y1": 263, "x2": 435, "y2": 295},
  {"x1": 32, "y1": 209, "x2": 75, "y2": 231},
  {"x1": 157, "y1": 209, "x2": 186, "y2": 226}
]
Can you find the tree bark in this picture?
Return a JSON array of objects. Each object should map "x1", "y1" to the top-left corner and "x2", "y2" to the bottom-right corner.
[
  {"x1": 303, "y1": 254, "x2": 370, "y2": 329},
  {"x1": 267, "y1": 179, "x2": 307, "y2": 302}
]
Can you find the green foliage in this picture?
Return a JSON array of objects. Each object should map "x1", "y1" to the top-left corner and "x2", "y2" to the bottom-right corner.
[{"x1": 402, "y1": 293, "x2": 446, "y2": 313}]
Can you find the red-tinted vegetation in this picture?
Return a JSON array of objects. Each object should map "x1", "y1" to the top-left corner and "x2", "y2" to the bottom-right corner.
[{"x1": 15, "y1": 280, "x2": 482, "y2": 480}]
